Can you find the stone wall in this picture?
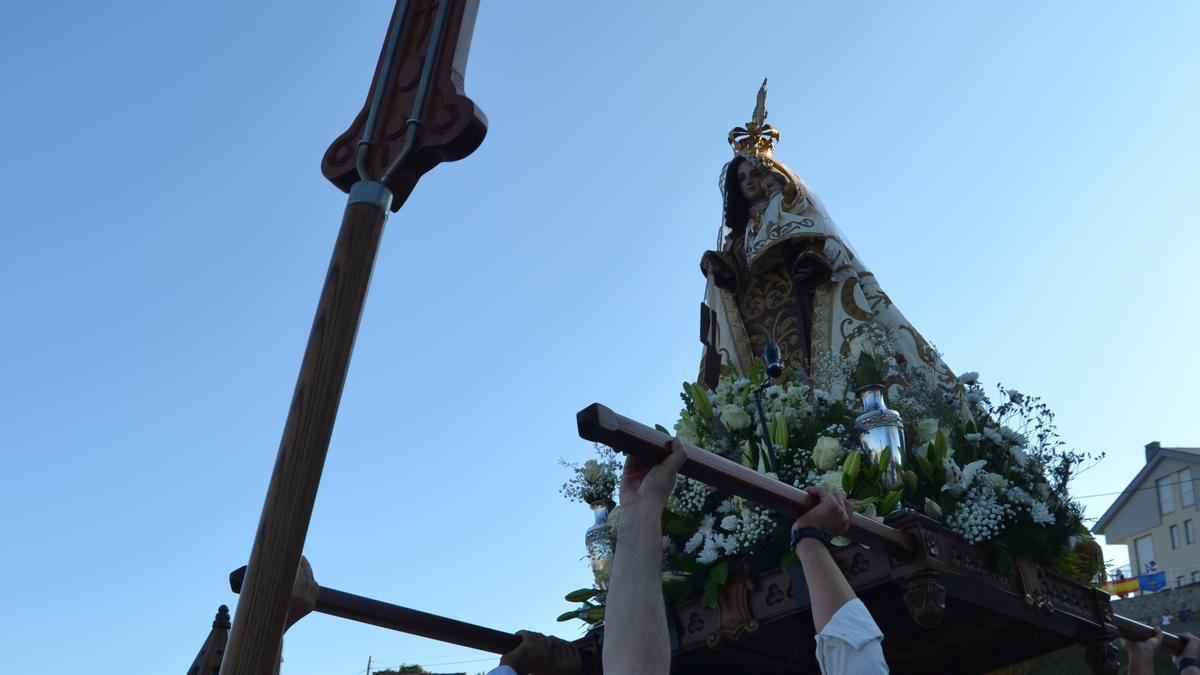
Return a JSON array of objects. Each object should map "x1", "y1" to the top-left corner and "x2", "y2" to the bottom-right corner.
[{"x1": 1111, "y1": 582, "x2": 1200, "y2": 625}]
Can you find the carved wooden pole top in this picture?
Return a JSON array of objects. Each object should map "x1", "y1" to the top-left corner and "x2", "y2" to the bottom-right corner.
[{"x1": 321, "y1": 0, "x2": 487, "y2": 210}]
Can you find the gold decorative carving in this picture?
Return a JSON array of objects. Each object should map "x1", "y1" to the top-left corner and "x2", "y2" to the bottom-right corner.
[
  {"x1": 901, "y1": 572, "x2": 947, "y2": 629},
  {"x1": 706, "y1": 574, "x2": 761, "y2": 648}
]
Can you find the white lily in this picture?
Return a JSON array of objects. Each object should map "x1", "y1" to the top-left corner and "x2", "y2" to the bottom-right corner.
[{"x1": 943, "y1": 458, "x2": 988, "y2": 497}]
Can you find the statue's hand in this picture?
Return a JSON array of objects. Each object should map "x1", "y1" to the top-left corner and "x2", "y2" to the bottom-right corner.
[{"x1": 701, "y1": 250, "x2": 737, "y2": 291}]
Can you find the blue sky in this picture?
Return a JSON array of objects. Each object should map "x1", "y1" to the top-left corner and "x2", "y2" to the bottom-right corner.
[{"x1": 2, "y1": 2, "x2": 1198, "y2": 673}]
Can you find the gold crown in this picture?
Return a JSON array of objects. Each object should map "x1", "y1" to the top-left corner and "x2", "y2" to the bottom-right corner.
[{"x1": 727, "y1": 79, "x2": 780, "y2": 158}]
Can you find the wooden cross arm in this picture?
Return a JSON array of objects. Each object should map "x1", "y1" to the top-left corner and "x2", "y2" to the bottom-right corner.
[
  {"x1": 576, "y1": 402, "x2": 915, "y2": 555},
  {"x1": 229, "y1": 565, "x2": 519, "y2": 654}
]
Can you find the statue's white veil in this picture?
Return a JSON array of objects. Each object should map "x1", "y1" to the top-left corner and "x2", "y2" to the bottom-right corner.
[{"x1": 715, "y1": 153, "x2": 861, "y2": 265}]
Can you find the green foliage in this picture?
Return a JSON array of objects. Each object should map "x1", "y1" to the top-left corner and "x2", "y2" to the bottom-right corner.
[
  {"x1": 879, "y1": 486, "x2": 904, "y2": 515},
  {"x1": 769, "y1": 413, "x2": 788, "y2": 450},
  {"x1": 702, "y1": 560, "x2": 729, "y2": 608},
  {"x1": 564, "y1": 588, "x2": 601, "y2": 603},
  {"x1": 558, "y1": 585, "x2": 607, "y2": 626},
  {"x1": 842, "y1": 450, "x2": 861, "y2": 493}
]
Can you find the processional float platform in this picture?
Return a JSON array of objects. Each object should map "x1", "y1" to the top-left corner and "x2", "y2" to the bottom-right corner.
[
  {"x1": 666, "y1": 512, "x2": 1118, "y2": 675},
  {"x1": 577, "y1": 402, "x2": 1176, "y2": 675}
]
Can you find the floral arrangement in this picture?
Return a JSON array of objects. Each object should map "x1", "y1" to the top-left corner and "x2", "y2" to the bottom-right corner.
[
  {"x1": 560, "y1": 443, "x2": 621, "y2": 507},
  {"x1": 560, "y1": 324, "x2": 1104, "y2": 621}
]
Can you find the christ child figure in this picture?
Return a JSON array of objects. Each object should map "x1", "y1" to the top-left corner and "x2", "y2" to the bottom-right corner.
[{"x1": 761, "y1": 169, "x2": 788, "y2": 201}]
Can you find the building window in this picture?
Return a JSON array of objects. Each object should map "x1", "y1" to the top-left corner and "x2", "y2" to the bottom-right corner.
[
  {"x1": 1159, "y1": 477, "x2": 1176, "y2": 515},
  {"x1": 1178, "y1": 575, "x2": 1186, "y2": 588},
  {"x1": 1136, "y1": 535, "x2": 1156, "y2": 574},
  {"x1": 1187, "y1": 519, "x2": 1195, "y2": 545},
  {"x1": 1171, "y1": 524, "x2": 1180, "y2": 549},
  {"x1": 1182, "y1": 469, "x2": 1195, "y2": 508}
]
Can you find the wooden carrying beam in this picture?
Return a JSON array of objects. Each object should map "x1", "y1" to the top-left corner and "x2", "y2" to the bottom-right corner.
[
  {"x1": 576, "y1": 402, "x2": 1184, "y2": 654},
  {"x1": 1113, "y1": 615, "x2": 1184, "y2": 654},
  {"x1": 229, "y1": 566, "x2": 520, "y2": 654},
  {"x1": 576, "y1": 402, "x2": 915, "y2": 554}
]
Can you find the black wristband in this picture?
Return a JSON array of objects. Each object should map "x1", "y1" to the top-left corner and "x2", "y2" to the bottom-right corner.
[
  {"x1": 790, "y1": 526, "x2": 832, "y2": 550},
  {"x1": 1179, "y1": 657, "x2": 1200, "y2": 672}
]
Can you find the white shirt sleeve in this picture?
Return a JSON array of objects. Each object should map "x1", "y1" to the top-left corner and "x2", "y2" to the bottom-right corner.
[
  {"x1": 814, "y1": 598, "x2": 889, "y2": 674},
  {"x1": 486, "y1": 667, "x2": 517, "y2": 675}
]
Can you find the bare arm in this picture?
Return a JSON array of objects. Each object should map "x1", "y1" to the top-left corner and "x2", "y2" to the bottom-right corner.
[
  {"x1": 795, "y1": 539, "x2": 856, "y2": 632},
  {"x1": 1175, "y1": 632, "x2": 1200, "y2": 675},
  {"x1": 1121, "y1": 628, "x2": 1161, "y2": 675},
  {"x1": 602, "y1": 440, "x2": 686, "y2": 675},
  {"x1": 791, "y1": 488, "x2": 856, "y2": 632}
]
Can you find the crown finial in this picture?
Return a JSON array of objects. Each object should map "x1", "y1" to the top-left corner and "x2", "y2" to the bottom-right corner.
[{"x1": 727, "y1": 79, "x2": 780, "y2": 158}]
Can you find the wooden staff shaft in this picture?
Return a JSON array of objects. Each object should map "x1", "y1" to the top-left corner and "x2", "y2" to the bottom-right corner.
[
  {"x1": 221, "y1": 183, "x2": 393, "y2": 675},
  {"x1": 576, "y1": 402, "x2": 915, "y2": 554},
  {"x1": 576, "y1": 402, "x2": 1187, "y2": 653}
]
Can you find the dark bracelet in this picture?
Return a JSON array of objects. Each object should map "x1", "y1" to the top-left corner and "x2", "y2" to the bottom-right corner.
[
  {"x1": 1179, "y1": 657, "x2": 1200, "y2": 672},
  {"x1": 789, "y1": 526, "x2": 832, "y2": 550}
]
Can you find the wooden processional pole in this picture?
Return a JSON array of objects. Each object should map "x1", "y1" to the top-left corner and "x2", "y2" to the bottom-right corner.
[{"x1": 220, "y1": 2, "x2": 485, "y2": 674}]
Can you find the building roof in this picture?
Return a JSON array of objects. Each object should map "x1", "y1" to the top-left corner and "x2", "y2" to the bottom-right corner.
[{"x1": 1092, "y1": 442, "x2": 1200, "y2": 534}]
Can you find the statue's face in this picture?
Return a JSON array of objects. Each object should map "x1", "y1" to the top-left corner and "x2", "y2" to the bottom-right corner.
[{"x1": 736, "y1": 160, "x2": 763, "y2": 203}]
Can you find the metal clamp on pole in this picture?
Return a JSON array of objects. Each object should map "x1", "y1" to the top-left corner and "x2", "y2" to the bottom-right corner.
[{"x1": 348, "y1": 181, "x2": 393, "y2": 210}]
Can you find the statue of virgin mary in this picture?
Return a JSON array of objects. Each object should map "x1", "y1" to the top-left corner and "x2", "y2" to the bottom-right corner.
[{"x1": 698, "y1": 82, "x2": 955, "y2": 399}]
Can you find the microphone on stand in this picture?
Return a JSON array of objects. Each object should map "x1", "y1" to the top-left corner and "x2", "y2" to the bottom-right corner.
[
  {"x1": 764, "y1": 341, "x2": 783, "y2": 379},
  {"x1": 754, "y1": 341, "x2": 784, "y2": 475}
]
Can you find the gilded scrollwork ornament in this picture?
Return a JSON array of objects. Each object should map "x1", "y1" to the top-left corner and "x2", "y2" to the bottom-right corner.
[{"x1": 901, "y1": 572, "x2": 947, "y2": 629}]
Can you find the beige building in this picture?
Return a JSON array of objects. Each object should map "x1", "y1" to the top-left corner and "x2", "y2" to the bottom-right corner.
[{"x1": 1093, "y1": 442, "x2": 1200, "y2": 590}]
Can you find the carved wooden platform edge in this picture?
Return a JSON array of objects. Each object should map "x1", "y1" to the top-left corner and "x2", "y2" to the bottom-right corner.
[{"x1": 669, "y1": 511, "x2": 1116, "y2": 653}]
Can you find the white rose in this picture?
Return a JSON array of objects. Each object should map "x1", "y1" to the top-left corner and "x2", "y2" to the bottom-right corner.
[
  {"x1": 812, "y1": 436, "x2": 844, "y2": 471},
  {"x1": 720, "y1": 515, "x2": 738, "y2": 531},
  {"x1": 916, "y1": 418, "x2": 940, "y2": 443},
  {"x1": 581, "y1": 459, "x2": 602, "y2": 482},
  {"x1": 820, "y1": 470, "x2": 845, "y2": 493},
  {"x1": 720, "y1": 404, "x2": 752, "y2": 431}
]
